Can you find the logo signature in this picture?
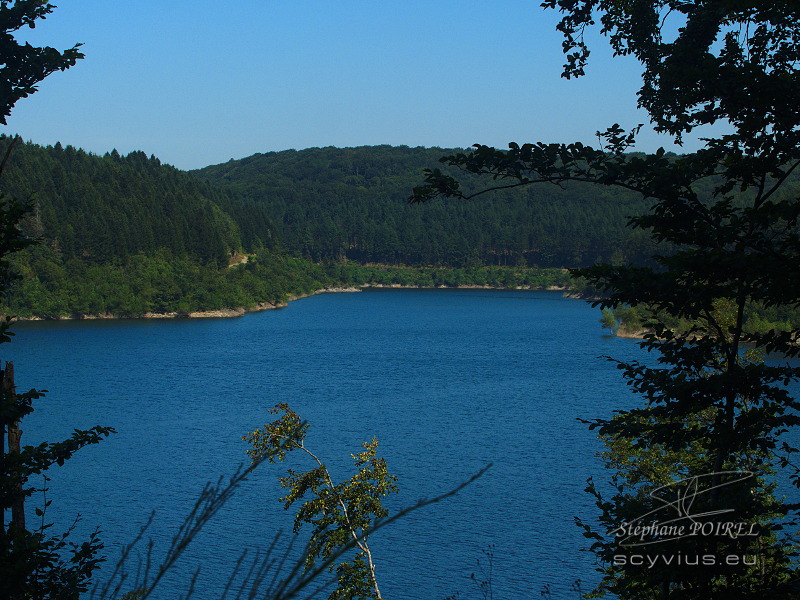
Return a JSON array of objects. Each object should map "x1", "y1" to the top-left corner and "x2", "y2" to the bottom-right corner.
[{"x1": 612, "y1": 471, "x2": 760, "y2": 547}]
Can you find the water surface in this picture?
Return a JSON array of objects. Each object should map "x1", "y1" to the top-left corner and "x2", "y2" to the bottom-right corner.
[{"x1": 13, "y1": 289, "x2": 661, "y2": 598}]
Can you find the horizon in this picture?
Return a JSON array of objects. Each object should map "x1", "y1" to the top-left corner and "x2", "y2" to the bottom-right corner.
[
  {"x1": 3, "y1": 136, "x2": 476, "y2": 168},
  {"x1": 1, "y1": 1, "x2": 726, "y2": 171},
  {"x1": 5, "y1": 137, "x2": 698, "y2": 173}
]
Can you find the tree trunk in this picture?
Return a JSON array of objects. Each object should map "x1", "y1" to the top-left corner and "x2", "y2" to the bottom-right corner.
[
  {"x1": 0, "y1": 363, "x2": 5, "y2": 542},
  {"x1": 5, "y1": 362, "x2": 25, "y2": 532}
]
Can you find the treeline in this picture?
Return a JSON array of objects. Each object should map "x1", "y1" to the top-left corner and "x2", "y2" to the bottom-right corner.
[
  {"x1": 8, "y1": 138, "x2": 775, "y2": 318},
  {"x1": 328, "y1": 264, "x2": 571, "y2": 289},
  {"x1": 1, "y1": 243, "x2": 572, "y2": 318},
  {"x1": 2, "y1": 246, "x2": 329, "y2": 317},
  {"x1": 0, "y1": 136, "x2": 268, "y2": 267},
  {"x1": 193, "y1": 145, "x2": 660, "y2": 268}
]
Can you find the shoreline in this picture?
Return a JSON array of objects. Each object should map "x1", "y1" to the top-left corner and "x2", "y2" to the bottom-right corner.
[
  {"x1": 6, "y1": 284, "x2": 570, "y2": 322},
  {"x1": 614, "y1": 327, "x2": 649, "y2": 339}
]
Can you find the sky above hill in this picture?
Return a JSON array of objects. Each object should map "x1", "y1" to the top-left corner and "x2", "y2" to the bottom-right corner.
[{"x1": 3, "y1": 1, "x2": 718, "y2": 170}]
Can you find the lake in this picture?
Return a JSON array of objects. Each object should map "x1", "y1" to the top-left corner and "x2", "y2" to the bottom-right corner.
[{"x1": 10, "y1": 289, "x2": 679, "y2": 598}]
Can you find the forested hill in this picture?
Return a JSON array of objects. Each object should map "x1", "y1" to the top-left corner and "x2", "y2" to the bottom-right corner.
[
  {"x1": 0, "y1": 138, "x2": 575, "y2": 318},
  {"x1": 0, "y1": 138, "x2": 262, "y2": 267},
  {"x1": 0, "y1": 137, "x2": 326, "y2": 317},
  {"x1": 3, "y1": 138, "x2": 796, "y2": 321},
  {"x1": 193, "y1": 145, "x2": 659, "y2": 268}
]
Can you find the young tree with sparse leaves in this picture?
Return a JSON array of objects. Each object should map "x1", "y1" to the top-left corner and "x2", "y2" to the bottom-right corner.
[{"x1": 244, "y1": 403, "x2": 398, "y2": 600}]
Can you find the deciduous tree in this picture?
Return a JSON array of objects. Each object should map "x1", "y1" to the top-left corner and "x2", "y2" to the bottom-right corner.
[
  {"x1": 0, "y1": 4, "x2": 116, "y2": 598},
  {"x1": 411, "y1": 1, "x2": 800, "y2": 597},
  {"x1": 0, "y1": 0, "x2": 84, "y2": 124},
  {"x1": 244, "y1": 403, "x2": 398, "y2": 600}
]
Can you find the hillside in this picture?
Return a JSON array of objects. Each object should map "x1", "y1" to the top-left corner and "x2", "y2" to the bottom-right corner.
[
  {"x1": 0, "y1": 139, "x2": 708, "y2": 318},
  {"x1": 0, "y1": 138, "x2": 576, "y2": 318},
  {"x1": 1, "y1": 138, "x2": 255, "y2": 266},
  {"x1": 0, "y1": 136, "x2": 326, "y2": 317},
  {"x1": 193, "y1": 145, "x2": 660, "y2": 268}
]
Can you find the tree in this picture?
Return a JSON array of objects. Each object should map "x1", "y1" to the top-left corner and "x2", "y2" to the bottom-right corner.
[
  {"x1": 244, "y1": 403, "x2": 398, "y2": 600},
  {"x1": 599, "y1": 307, "x2": 618, "y2": 334},
  {"x1": 0, "y1": 138, "x2": 116, "y2": 599},
  {"x1": 0, "y1": 3, "x2": 115, "y2": 598},
  {"x1": 0, "y1": 356, "x2": 115, "y2": 599},
  {"x1": 0, "y1": 0, "x2": 84, "y2": 124},
  {"x1": 411, "y1": 1, "x2": 800, "y2": 597}
]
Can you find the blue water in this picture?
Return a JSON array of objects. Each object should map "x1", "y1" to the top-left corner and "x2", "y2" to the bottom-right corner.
[{"x1": 8, "y1": 290, "x2": 671, "y2": 598}]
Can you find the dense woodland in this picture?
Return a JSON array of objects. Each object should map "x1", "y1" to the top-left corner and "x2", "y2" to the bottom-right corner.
[
  {"x1": 1, "y1": 137, "x2": 797, "y2": 333},
  {"x1": 193, "y1": 145, "x2": 660, "y2": 267},
  {"x1": 0, "y1": 138, "x2": 655, "y2": 317},
  {"x1": 0, "y1": 136, "x2": 295, "y2": 315},
  {"x1": 2, "y1": 140, "x2": 247, "y2": 266}
]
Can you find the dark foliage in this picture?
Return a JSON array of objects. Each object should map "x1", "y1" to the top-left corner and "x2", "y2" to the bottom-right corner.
[
  {"x1": 0, "y1": 137, "x2": 247, "y2": 268},
  {"x1": 412, "y1": 1, "x2": 800, "y2": 597},
  {"x1": 0, "y1": 1, "x2": 83, "y2": 125},
  {"x1": 194, "y1": 145, "x2": 660, "y2": 268}
]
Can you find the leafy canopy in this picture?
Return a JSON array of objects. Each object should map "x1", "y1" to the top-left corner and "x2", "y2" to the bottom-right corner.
[
  {"x1": 244, "y1": 403, "x2": 398, "y2": 600},
  {"x1": 0, "y1": 1, "x2": 84, "y2": 125},
  {"x1": 411, "y1": 1, "x2": 800, "y2": 597}
]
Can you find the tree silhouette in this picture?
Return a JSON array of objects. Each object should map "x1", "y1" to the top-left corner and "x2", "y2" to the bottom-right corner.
[{"x1": 412, "y1": 1, "x2": 800, "y2": 597}]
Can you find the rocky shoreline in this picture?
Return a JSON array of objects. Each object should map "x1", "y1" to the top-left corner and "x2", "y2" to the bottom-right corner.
[
  {"x1": 614, "y1": 327, "x2": 649, "y2": 339},
  {"x1": 8, "y1": 287, "x2": 363, "y2": 321},
  {"x1": 8, "y1": 284, "x2": 568, "y2": 321}
]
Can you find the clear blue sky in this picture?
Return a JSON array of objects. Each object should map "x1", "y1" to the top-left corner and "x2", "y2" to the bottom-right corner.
[{"x1": 3, "y1": 1, "x2": 708, "y2": 170}]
